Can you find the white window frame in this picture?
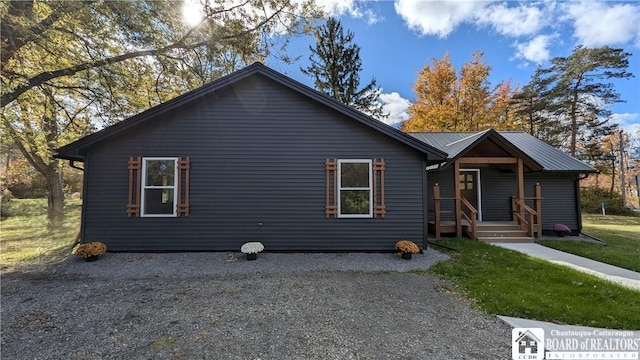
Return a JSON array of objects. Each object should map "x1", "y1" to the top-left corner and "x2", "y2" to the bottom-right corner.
[
  {"x1": 337, "y1": 159, "x2": 373, "y2": 218},
  {"x1": 141, "y1": 157, "x2": 178, "y2": 217}
]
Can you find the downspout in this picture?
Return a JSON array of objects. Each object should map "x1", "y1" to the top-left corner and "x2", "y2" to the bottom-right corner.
[
  {"x1": 423, "y1": 160, "x2": 448, "y2": 249},
  {"x1": 422, "y1": 158, "x2": 429, "y2": 250},
  {"x1": 69, "y1": 160, "x2": 84, "y2": 171},
  {"x1": 575, "y1": 173, "x2": 590, "y2": 234},
  {"x1": 68, "y1": 158, "x2": 87, "y2": 245}
]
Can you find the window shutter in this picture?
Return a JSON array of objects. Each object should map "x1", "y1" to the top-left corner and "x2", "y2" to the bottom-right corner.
[
  {"x1": 177, "y1": 157, "x2": 190, "y2": 217},
  {"x1": 325, "y1": 158, "x2": 337, "y2": 218},
  {"x1": 127, "y1": 157, "x2": 142, "y2": 217},
  {"x1": 373, "y1": 159, "x2": 386, "y2": 218}
]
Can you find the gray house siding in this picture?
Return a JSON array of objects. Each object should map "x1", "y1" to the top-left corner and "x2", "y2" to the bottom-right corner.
[
  {"x1": 426, "y1": 170, "x2": 456, "y2": 222},
  {"x1": 81, "y1": 74, "x2": 427, "y2": 251},
  {"x1": 524, "y1": 173, "x2": 579, "y2": 232},
  {"x1": 425, "y1": 167, "x2": 580, "y2": 232}
]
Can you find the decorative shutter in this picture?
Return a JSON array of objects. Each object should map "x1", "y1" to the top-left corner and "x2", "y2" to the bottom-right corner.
[
  {"x1": 177, "y1": 157, "x2": 190, "y2": 217},
  {"x1": 325, "y1": 158, "x2": 337, "y2": 218},
  {"x1": 127, "y1": 157, "x2": 142, "y2": 217},
  {"x1": 373, "y1": 159, "x2": 386, "y2": 218}
]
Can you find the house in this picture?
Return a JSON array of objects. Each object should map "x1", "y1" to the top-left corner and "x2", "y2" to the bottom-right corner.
[
  {"x1": 56, "y1": 63, "x2": 596, "y2": 251},
  {"x1": 409, "y1": 130, "x2": 596, "y2": 241},
  {"x1": 515, "y1": 330, "x2": 541, "y2": 355},
  {"x1": 55, "y1": 62, "x2": 447, "y2": 251}
]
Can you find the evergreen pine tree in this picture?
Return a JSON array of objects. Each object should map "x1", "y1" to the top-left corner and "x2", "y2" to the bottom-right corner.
[
  {"x1": 302, "y1": 17, "x2": 387, "y2": 119},
  {"x1": 533, "y1": 46, "x2": 633, "y2": 156}
]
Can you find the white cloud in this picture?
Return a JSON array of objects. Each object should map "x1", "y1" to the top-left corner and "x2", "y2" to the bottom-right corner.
[
  {"x1": 476, "y1": 3, "x2": 544, "y2": 37},
  {"x1": 315, "y1": 0, "x2": 357, "y2": 17},
  {"x1": 394, "y1": 0, "x2": 491, "y2": 37},
  {"x1": 393, "y1": 0, "x2": 549, "y2": 38},
  {"x1": 378, "y1": 91, "x2": 411, "y2": 126},
  {"x1": 514, "y1": 34, "x2": 556, "y2": 64},
  {"x1": 611, "y1": 113, "x2": 640, "y2": 135},
  {"x1": 314, "y1": 0, "x2": 380, "y2": 24},
  {"x1": 564, "y1": 1, "x2": 640, "y2": 47}
]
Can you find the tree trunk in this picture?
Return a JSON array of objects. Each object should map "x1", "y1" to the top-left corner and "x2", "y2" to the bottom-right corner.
[
  {"x1": 45, "y1": 165, "x2": 65, "y2": 229},
  {"x1": 609, "y1": 142, "x2": 616, "y2": 196},
  {"x1": 569, "y1": 74, "x2": 584, "y2": 157}
]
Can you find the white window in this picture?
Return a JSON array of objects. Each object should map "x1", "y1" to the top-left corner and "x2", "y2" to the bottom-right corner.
[
  {"x1": 338, "y1": 159, "x2": 372, "y2": 218},
  {"x1": 141, "y1": 157, "x2": 178, "y2": 217}
]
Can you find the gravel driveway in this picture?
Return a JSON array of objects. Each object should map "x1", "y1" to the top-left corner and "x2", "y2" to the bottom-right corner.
[{"x1": 1, "y1": 250, "x2": 511, "y2": 359}]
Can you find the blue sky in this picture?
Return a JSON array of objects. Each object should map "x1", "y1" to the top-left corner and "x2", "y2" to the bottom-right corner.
[{"x1": 266, "y1": 0, "x2": 640, "y2": 133}]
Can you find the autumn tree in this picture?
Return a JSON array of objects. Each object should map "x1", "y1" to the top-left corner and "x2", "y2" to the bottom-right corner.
[
  {"x1": 489, "y1": 80, "x2": 519, "y2": 131},
  {"x1": 403, "y1": 52, "x2": 457, "y2": 131},
  {"x1": 403, "y1": 51, "x2": 518, "y2": 132},
  {"x1": 531, "y1": 46, "x2": 633, "y2": 156},
  {"x1": 1, "y1": 0, "x2": 318, "y2": 227},
  {"x1": 302, "y1": 17, "x2": 387, "y2": 119},
  {"x1": 456, "y1": 51, "x2": 492, "y2": 130}
]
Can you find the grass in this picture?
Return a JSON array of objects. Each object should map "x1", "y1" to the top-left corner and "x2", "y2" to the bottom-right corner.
[
  {"x1": 1, "y1": 198, "x2": 81, "y2": 270},
  {"x1": 539, "y1": 214, "x2": 640, "y2": 272},
  {"x1": 426, "y1": 239, "x2": 640, "y2": 330}
]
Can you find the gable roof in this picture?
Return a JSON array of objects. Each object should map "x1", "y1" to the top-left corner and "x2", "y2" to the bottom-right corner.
[
  {"x1": 515, "y1": 330, "x2": 541, "y2": 343},
  {"x1": 56, "y1": 62, "x2": 447, "y2": 162},
  {"x1": 409, "y1": 129, "x2": 597, "y2": 173}
]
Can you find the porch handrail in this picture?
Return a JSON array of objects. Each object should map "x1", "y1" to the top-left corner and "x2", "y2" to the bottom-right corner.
[
  {"x1": 460, "y1": 196, "x2": 478, "y2": 239},
  {"x1": 433, "y1": 183, "x2": 459, "y2": 239},
  {"x1": 512, "y1": 197, "x2": 537, "y2": 237}
]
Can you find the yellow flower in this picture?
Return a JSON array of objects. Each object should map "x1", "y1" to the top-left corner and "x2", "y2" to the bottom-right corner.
[
  {"x1": 74, "y1": 242, "x2": 107, "y2": 258},
  {"x1": 395, "y1": 240, "x2": 419, "y2": 254}
]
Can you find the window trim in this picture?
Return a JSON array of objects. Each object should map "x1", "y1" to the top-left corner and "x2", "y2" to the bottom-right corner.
[
  {"x1": 337, "y1": 159, "x2": 373, "y2": 218},
  {"x1": 140, "y1": 157, "x2": 179, "y2": 217}
]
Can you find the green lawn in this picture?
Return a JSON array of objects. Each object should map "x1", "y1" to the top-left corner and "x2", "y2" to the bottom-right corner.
[
  {"x1": 1, "y1": 198, "x2": 81, "y2": 270},
  {"x1": 426, "y1": 239, "x2": 640, "y2": 330},
  {"x1": 539, "y1": 214, "x2": 640, "y2": 272}
]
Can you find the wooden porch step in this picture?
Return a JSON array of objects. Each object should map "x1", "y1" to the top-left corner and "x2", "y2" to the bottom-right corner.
[
  {"x1": 475, "y1": 230, "x2": 529, "y2": 238},
  {"x1": 475, "y1": 221, "x2": 521, "y2": 231},
  {"x1": 468, "y1": 221, "x2": 534, "y2": 242},
  {"x1": 477, "y1": 236, "x2": 535, "y2": 243}
]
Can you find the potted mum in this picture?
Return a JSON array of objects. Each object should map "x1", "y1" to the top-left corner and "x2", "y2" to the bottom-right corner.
[
  {"x1": 552, "y1": 224, "x2": 571, "y2": 237},
  {"x1": 73, "y1": 241, "x2": 107, "y2": 262},
  {"x1": 395, "y1": 240, "x2": 420, "y2": 260},
  {"x1": 240, "y1": 242, "x2": 264, "y2": 261}
]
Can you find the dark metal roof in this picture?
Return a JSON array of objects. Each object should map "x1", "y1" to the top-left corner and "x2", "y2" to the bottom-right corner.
[
  {"x1": 408, "y1": 130, "x2": 597, "y2": 173},
  {"x1": 56, "y1": 62, "x2": 447, "y2": 161}
]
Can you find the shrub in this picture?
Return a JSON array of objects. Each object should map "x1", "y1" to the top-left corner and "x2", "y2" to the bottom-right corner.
[{"x1": 580, "y1": 187, "x2": 637, "y2": 216}]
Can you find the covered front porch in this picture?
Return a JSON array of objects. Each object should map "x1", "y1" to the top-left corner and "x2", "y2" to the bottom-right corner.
[
  {"x1": 429, "y1": 156, "x2": 543, "y2": 242},
  {"x1": 412, "y1": 129, "x2": 596, "y2": 240}
]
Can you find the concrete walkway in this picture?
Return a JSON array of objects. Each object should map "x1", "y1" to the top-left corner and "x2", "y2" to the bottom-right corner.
[
  {"x1": 498, "y1": 315, "x2": 639, "y2": 337},
  {"x1": 493, "y1": 243, "x2": 640, "y2": 291}
]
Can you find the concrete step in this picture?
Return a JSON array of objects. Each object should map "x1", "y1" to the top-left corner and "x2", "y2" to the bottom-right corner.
[{"x1": 477, "y1": 237, "x2": 535, "y2": 243}]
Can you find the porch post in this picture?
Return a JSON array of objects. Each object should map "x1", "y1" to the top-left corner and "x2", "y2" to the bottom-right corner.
[
  {"x1": 517, "y1": 158, "x2": 525, "y2": 229},
  {"x1": 433, "y1": 183, "x2": 441, "y2": 239},
  {"x1": 454, "y1": 160, "x2": 462, "y2": 237},
  {"x1": 534, "y1": 183, "x2": 542, "y2": 237}
]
